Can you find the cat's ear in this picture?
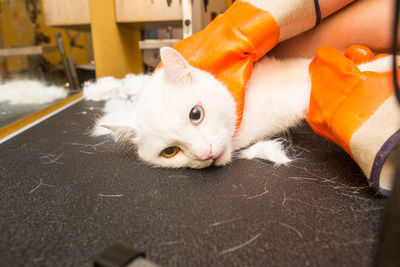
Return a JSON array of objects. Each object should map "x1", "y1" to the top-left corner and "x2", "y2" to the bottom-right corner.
[
  {"x1": 160, "y1": 47, "x2": 193, "y2": 84},
  {"x1": 101, "y1": 125, "x2": 136, "y2": 140}
]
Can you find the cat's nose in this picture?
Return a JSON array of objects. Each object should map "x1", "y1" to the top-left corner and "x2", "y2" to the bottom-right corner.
[{"x1": 199, "y1": 146, "x2": 213, "y2": 161}]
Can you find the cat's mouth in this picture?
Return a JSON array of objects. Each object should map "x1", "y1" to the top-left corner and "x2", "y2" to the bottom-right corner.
[{"x1": 190, "y1": 144, "x2": 231, "y2": 168}]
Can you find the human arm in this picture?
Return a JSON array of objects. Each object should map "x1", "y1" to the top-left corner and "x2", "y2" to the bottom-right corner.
[{"x1": 270, "y1": 0, "x2": 395, "y2": 58}]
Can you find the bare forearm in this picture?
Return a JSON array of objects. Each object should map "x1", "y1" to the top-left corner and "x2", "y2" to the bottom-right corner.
[
  {"x1": 270, "y1": 0, "x2": 396, "y2": 58},
  {"x1": 319, "y1": 0, "x2": 355, "y2": 18}
]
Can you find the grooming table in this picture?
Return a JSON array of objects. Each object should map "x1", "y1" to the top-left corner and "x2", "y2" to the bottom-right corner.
[{"x1": 0, "y1": 99, "x2": 386, "y2": 266}]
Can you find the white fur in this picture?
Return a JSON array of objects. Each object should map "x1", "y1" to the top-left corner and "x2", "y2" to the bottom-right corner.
[
  {"x1": 0, "y1": 80, "x2": 67, "y2": 105},
  {"x1": 83, "y1": 48, "x2": 392, "y2": 168},
  {"x1": 234, "y1": 57, "x2": 312, "y2": 149},
  {"x1": 85, "y1": 48, "x2": 236, "y2": 169},
  {"x1": 240, "y1": 140, "x2": 291, "y2": 165},
  {"x1": 83, "y1": 74, "x2": 150, "y2": 101},
  {"x1": 357, "y1": 55, "x2": 394, "y2": 72},
  {"x1": 93, "y1": 99, "x2": 138, "y2": 136},
  {"x1": 132, "y1": 62, "x2": 236, "y2": 169}
]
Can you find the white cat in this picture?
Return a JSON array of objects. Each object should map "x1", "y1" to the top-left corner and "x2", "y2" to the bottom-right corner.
[{"x1": 83, "y1": 47, "x2": 393, "y2": 168}]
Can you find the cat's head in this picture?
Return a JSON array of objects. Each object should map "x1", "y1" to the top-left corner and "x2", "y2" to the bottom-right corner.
[{"x1": 104, "y1": 47, "x2": 236, "y2": 168}]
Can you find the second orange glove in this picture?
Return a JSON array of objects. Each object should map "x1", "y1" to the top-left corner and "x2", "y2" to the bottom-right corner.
[{"x1": 307, "y1": 46, "x2": 400, "y2": 195}]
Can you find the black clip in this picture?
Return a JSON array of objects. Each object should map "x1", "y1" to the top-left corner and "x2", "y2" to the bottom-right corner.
[{"x1": 93, "y1": 243, "x2": 145, "y2": 267}]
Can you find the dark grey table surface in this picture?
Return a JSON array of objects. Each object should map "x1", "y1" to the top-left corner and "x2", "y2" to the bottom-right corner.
[{"x1": 0, "y1": 100, "x2": 387, "y2": 267}]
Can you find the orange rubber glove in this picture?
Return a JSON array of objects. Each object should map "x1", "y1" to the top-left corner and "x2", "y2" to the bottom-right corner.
[
  {"x1": 344, "y1": 45, "x2": 374, "y2": 64},
  {"x1": 170, "y1": 1, "x2": 279, "y2": 129},
  {"x1": 343, "y1": 45, "x2": 390, "y2": 64},
  {"x1": 306, "y1": 46, "x2": 400, "y2": 195},
  {"x1": 161, "y1": 0, "x2": 321, "y2": 130}
]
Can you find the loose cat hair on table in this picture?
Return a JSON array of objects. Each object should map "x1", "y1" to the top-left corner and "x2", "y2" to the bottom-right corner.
[{"x1": 83, "y1": 47, "x2": 392, "y2": 169}]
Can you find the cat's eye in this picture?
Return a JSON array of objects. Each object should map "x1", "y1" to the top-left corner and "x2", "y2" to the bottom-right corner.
[
  {"x1": 189, "y1": 105, "x2": 204, "y2": 125},
  {"x1": 160, "y1": 146, "x2": 180, "y2": 158}
]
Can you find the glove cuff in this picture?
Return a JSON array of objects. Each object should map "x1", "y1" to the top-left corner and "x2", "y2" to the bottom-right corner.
[
  {"x1": 244, "y1": 0, "x2": 320, "y2": 41},
  {"x1": 350, "y1": 96, "x2": 400, "y2": 196}
]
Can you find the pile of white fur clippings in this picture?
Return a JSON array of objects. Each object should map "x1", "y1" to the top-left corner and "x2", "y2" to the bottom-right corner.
[{"x1": 0, "y1": 80, "x2": 68, "y2": 105}]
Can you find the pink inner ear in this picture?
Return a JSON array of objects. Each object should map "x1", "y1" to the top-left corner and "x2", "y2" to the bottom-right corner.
[
  {"x1": 160, "y1": 47, "x2": 193, "y2": 84},
  {"x1": 101, "y1": 125, "x2": 136, "y2": 140}
]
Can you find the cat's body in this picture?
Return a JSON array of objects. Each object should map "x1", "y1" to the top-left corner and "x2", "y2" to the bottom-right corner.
[
  {"x1": 84, "y1": 47, "x2": 393, "y2": 168},
  {"x1": 234, "y1": 56, "x2": 311, "y2": 149}
]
